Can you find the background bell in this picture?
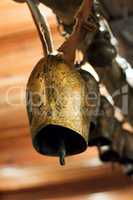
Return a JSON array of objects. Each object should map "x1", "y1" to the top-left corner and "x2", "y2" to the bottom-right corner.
[
  {"x1": 98, "y1": 121, "x2": 123, "y2": 162},
  {"x1": 120, "y1": 131, "x2": 133, "y2": 164},
  {"x1": 88, "y1": 96, "x2": 115, "y2": 147},
  {"x1": 87, "y1": 30, "x2": 117, "y2": 68},
  {"x1": 123, "y1": 164, "x2": 133, "y2": 177}
]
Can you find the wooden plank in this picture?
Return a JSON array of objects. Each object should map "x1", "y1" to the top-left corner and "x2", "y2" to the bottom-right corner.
[
  {"x1": 0, "y1": 0, "x2": 55, "y2": 37},
  {"x1": 0, "y1": 164, "x2": 132, "y2": 193},
  {"x1": 0, "y1": 1, "x2": 133, "y2": 196},
  {"x1": 0, "y1": 0, "x2": 64, "y2": 78},
  {"x1": 1, "y1": 187, "x2": 133, "y2": 200}
]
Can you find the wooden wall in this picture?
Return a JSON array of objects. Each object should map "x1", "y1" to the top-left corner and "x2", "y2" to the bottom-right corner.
[{"x1": 0, "y1": 0, "x2": 133, "y2": 199}]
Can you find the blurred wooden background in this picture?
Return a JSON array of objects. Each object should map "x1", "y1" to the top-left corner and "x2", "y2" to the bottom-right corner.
[{"x1": 0, "y1": 0, "x2": 133, "y2": 199}]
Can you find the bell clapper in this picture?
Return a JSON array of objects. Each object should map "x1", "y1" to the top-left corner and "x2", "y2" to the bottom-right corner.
[{"x1": 58, "y1": 140, "x2": 66, "y2": 166}]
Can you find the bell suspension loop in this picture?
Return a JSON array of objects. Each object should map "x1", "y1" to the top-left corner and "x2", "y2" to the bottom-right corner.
[{"x1": 26, "y1": 0, "x2": 54, "y2": 56}]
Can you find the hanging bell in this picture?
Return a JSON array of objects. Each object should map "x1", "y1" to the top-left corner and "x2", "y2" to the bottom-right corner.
[
  {"x1": 123, "y1": 164, "x2": 133, "y2": 177},
  {"x1": 122, "y1": 132, "x2": 133, "y2": 176},
  {"x1": 87, "y1": 30, "x2": 117, "y2": 68},
  {"x1": 98, "y1": 119, "x2": 123, "y2": 162},
  {"x1": 120, "y1": 131, "x2": 133, "y2": 164},
  {"x1": 14, "y1": 0, "x2": 98, "y2": 165},
  {"x1": 24, "y1": 0, "x2": 95, "y2": 166},
  {"x1": 40, "y1": 0, "x2": 83, "y2": 28},
  {"x1": 26, "y1": 54, "x2": 91, "y2": 165},
  {"x1": 88, "y1": 96, "x2": 115, "y2": 147}
]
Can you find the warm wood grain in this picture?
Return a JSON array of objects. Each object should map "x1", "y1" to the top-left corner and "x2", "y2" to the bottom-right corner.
[
  {"x1": 0, "y1": 163, "x2": 132, "y2": 192},
  {"x1": 0, "y1": 0, "x2": 133, "y2": 197},
  {"x1": 0, "y1": 166, "x2": 132, "y2": 200}
]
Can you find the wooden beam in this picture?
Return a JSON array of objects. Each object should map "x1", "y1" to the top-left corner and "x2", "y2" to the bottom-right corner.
[
  {"x1": 0, "y1": 0, "x2": 64, "y2": 78},
  {"x1": 0, "y1": 164, "x2": 132, "y2": 196},
  {"x1": 0, "y1": 1, "x2": 133, "y2": 196},
  {"x1": 1, "y1": 186, "x2": 133, "y2": 200},
  {"x1": 0, "y1": 0, "x2": 55, "y2": 37}
]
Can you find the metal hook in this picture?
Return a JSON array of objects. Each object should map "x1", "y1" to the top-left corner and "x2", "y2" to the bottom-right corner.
[{"x1": 26, "y1": 0, "x2": 54, "y2": 56}]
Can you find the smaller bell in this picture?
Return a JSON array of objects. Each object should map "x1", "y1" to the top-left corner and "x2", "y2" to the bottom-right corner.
[
  {"x1": 123, "y1": 164, "x2": 133, "y2": 177},
  {"x1": 88, "y1": 96, "x2": 115, "y2": 147},
  {"x1": 120, "y1": 132, "x2": 133, "y2": 164},
  {"x1": 121, "y1": 132, "x2": 133, "y2": 177},
  {"x1": 98, "y1": 121, "x2": 123, "y2": 162},
  {"x1": 87, "y1": 30, "x2": 117, "y2": 68},
  {"x1": 98, "y1": 145, "x2": 118, "y2": 162}
]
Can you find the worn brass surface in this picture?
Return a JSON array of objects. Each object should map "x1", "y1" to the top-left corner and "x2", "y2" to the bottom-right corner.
[{"x1": 26, "y1": 54, "x2": 92, "y2": 157}]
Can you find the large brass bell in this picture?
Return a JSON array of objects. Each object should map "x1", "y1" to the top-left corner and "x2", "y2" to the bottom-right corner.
[
  {"x1": 25, "y1": 0, "x2": 94, "y2": 165},
  {"x1": 26, "y1": 55, "x2": 91, "y2": 165}
]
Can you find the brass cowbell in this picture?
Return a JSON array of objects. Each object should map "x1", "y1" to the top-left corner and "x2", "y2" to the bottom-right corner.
[
  {"x1": 26, "y1": 54, "x2": 90, "y2": 165},
  {"x1": 24, "y1": 0, "x2": 93, "y2": 165}
]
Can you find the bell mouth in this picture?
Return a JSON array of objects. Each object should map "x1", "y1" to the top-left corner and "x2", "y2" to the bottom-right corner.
[
  {"x1": 124, "y1": 165, "x2": 133, "y2": 176},
  {"x1": 88, "y1": 126, "x2": 112, "y2": 147},
  {"x1": 33, "y1": 124, "x2": 87, "y2": 157},
  {"x1": 99, "y1": 149, "x2": 120, "y2": 162},
  {"x1": 126, "y1": 169, "x2": 133, "y2": 176},
  {"x1": 88, "y1": 136, "x2": 111, "y2": 147},
  {"x1": 120, "y1": 155, "x2": 133, "y2": 164}
]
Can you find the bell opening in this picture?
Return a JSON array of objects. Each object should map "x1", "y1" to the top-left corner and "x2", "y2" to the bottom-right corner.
[
  {"x1": 88, "y1": 136, "x2": 111, "y2": 147},
  {"x1": 100, "y1": 149, "x2": 120, "y2": 162},
  {"x1": 88, "y1": 125, "x2": 112, "y2": 146},
  {"x1": 33, "y1": 124, "x2": 87, "y2": 157},
  {"x1": 126, "y1": 170, "x2": 133, "y2": 177},
  {"x1": 124, "y1": 166, "x2": 133, "y2": 176},
  {"x1": 120, "y1": 155, "x2": 133, "y2": 164}
]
